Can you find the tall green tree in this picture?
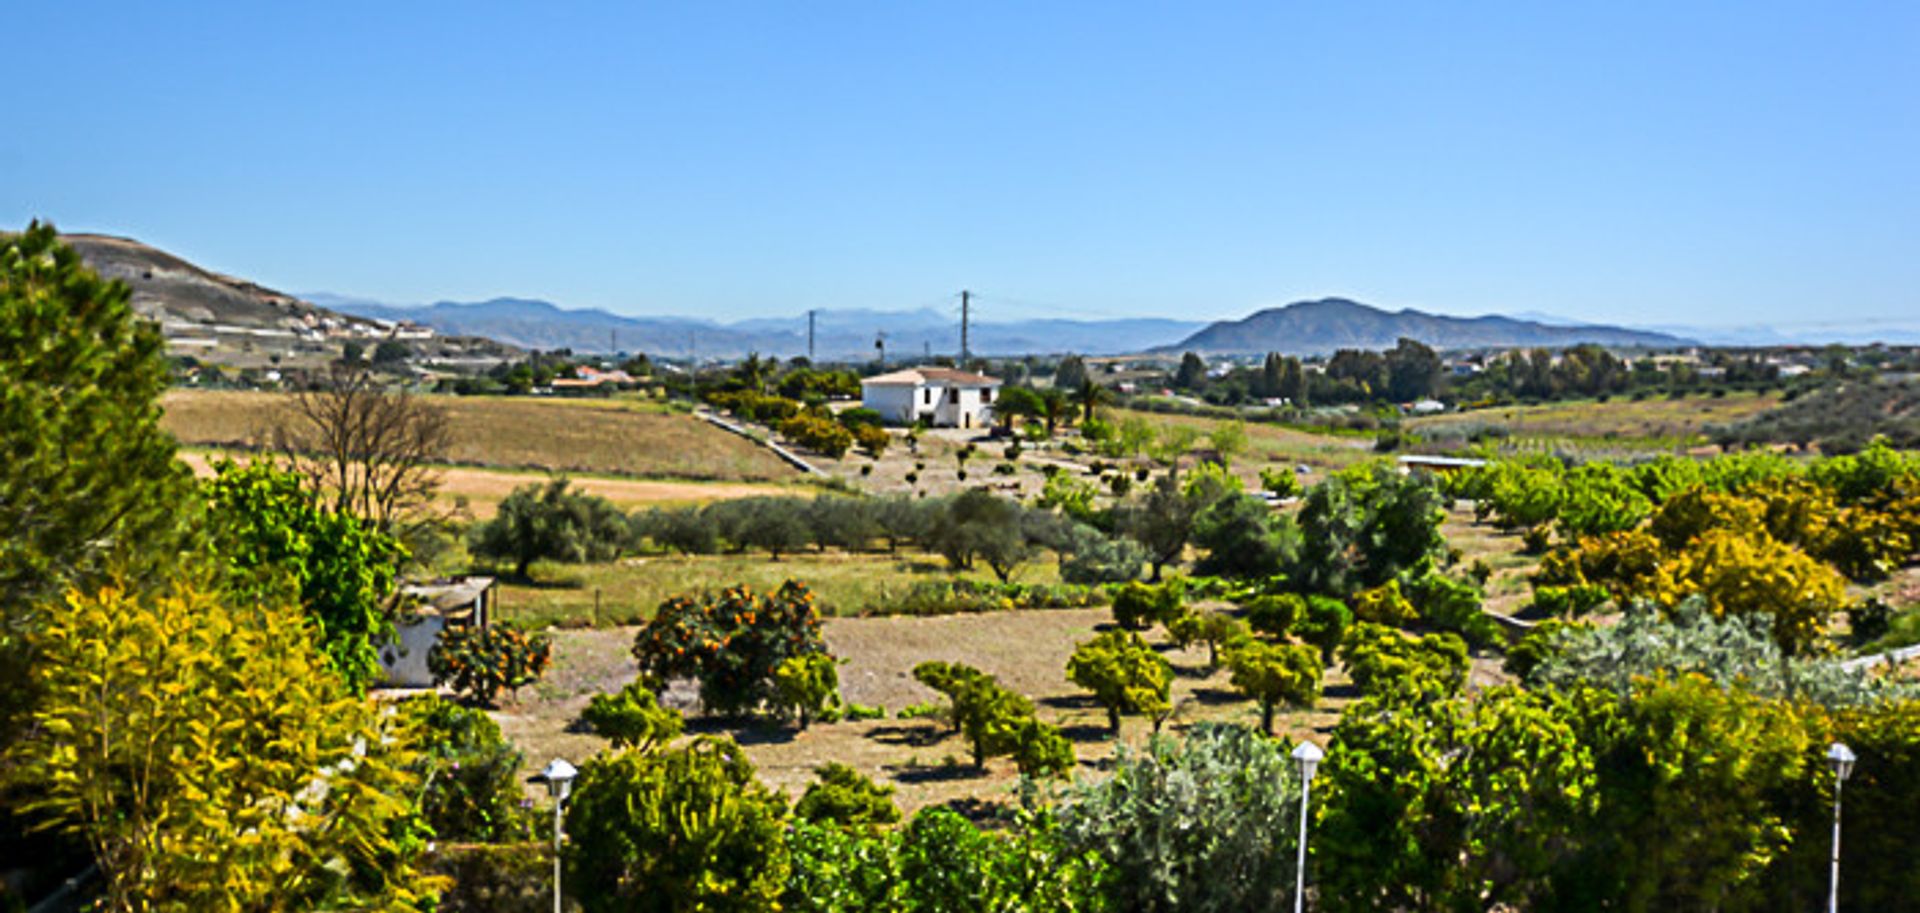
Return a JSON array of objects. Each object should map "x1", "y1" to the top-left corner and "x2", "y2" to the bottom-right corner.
[
  {"x1": 1173, "y1": 351, "x2": 1207, "y2": 390},
  {"x1": 469, "y1": 477, "x2": 632, "y2": 578},
  {"x1": 0, "y1": 223, "x2": 193, "y2": 735},
  {"x1": 205, "y1": 459, "x2": 404, "y2": 692},
  {"x1": 1072, "y1": 378, "x2": 1113, "y2": 424}
]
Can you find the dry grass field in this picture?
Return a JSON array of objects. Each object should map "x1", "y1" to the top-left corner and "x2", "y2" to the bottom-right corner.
[
  {"x1": 176, "y1": 449, "x2": 795, "y2": 520},
  {"x1": 1408, "y1": 391, "x2": 1781, "y2": 445},
  {"x1": 161, "y1": 389, "x2": 799, "y2": 482}
]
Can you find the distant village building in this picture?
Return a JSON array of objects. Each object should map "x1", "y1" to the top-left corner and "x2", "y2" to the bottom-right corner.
[
  {"x1": 551, "y1": 366, "x2": 635, "y2": 390},
  {"x1": 379, "y1": 576, "x2": 494, "y2": 688},
  {"x1": 860, "y1": 367, "x2": 1001, "y2": 428}
]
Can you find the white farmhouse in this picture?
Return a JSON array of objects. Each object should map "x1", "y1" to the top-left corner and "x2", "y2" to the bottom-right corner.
[{"x1": 860, "y1": 367, "x2": 1002, "y2": 428}]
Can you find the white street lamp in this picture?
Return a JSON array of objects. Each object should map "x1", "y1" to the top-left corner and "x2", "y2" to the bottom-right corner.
[
  {"x1": 1826, "y1": 742, "x2": 1855, "y2": 913},
  {"x1": 537, "y1": 758, "x2": 578, "y2": 913},
  {"x1": 1291, "y1": 741, "x2": 1324, "y2": 913}
]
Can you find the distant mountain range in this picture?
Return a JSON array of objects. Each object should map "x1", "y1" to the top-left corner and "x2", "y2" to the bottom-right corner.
[
  {"x1": 1165, "y1": 298, "x2": 1690, "y2": 355},
  {"x1": 309, "y1": 294, "x2": 1206, "y2": 359}
]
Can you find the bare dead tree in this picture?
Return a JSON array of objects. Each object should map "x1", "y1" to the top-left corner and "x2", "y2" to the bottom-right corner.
[{"x1": 271, "y1": 363, "x2": 451, "y2": 533}]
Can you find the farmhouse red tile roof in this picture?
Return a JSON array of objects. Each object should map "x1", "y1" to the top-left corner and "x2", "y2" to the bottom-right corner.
[{"x1": 861, "y1": 368, "x2": 1001, "y2": 387}]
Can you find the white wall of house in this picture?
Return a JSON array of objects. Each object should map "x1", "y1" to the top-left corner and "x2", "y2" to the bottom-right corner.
[
  {"x1": 862, "y1": 384, "x2": 919, "y2": 424},
  {"x1": 380, "y1": 615, "x2": 447, "y2": 688}
]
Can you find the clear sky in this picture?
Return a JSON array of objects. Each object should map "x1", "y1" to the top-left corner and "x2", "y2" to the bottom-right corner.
[{"x1": 4, "y1": 1, "x2": 1916, "y2": 327}]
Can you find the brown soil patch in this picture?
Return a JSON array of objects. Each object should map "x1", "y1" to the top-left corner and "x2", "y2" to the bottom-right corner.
[{"x1": 495, "y1": 608, "x2": 1356, "y2": 815}]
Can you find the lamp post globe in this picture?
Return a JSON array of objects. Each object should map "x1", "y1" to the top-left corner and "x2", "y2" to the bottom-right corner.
[
  {"x1": 538, "y1": 758, "x2": 578, "y2": 913},
  {"x1": 1291, "y1": 741, "x2": 1324, "y2": 913},
  {"x1": 1825, "y1": 742, "x2": 1855, "y2": 913}
]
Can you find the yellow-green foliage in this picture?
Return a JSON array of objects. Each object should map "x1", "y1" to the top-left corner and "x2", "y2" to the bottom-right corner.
[
  {"x1": 1652, "y1": 529, "x2": 1847, "y2": 656},
  {"x1": 772, "y1": 653, "x2": 846, "y2": 728},
  {"x1": 1066, "y1": 630, "x2": 1173, "y2": 733},
  {"x1": 1225, "y1": 638, "x2": 1323, "y2": 732},
  {"x1": 1351, "y1": 579, "x2": 1418, "y2": 627},
  {"x1": 8, "y1": 579, "x2": 438, "y2": 912}
]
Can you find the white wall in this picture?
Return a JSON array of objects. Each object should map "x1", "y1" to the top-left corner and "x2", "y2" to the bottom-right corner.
[
  {"x1": 861, "y1": 384, "x2": 920, "y2": 424},
  {"x1": 379, "y1": 616, "x2": 447, "y2": 688}
]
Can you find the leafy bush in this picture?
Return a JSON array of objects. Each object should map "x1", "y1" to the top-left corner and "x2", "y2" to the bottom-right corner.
[
  {"x1": 1110, "y1": 579, "x2": 1183, "y2": 631},
  {"x1": 1066, "y1": 631, "x2": 1173, "y2": 733},
  {"x1": 1191, "y1": 493, "x2": 1301, "y2": 579},
  {"x1": 205, "y1": 458, "x2": 404, "y2": 691},
  {"x1": 581, "y1": 679, "x2": 685, "y2": 752},
  {"x1": 794, "y1": 762, "x2": 900, "y2": 827},
  {"x1": 429, "y1": 623, "x2": 553, "y2": 707},
  {"x1": 1338, "y1": 622, "x2": 1468, "y2": 698},
  {"x1": 1293, "y1": 462, "x2": 1447, "y2": 594},
  {"x1": 1224, "y1": 639, "x2": 1322, "y2": 732},
  {"x1": 852, "y1": 423, "x2": 891, "y2": 457},
  {"x1": 468, "y1": 477, "x2": 631, "y2": 578},
  {"x1": 1529, "y1": 598, "x2": 1919, "y2": 709},
  {"x1": 403, "y1": 696, "x2": 535, "y2": 842},
  {"x1": 1056, "y1": 724, "x2": 1303, "y2": 913},
  {"x1": 773, "y1": 653, "x2": 846, "y2": 728},
  {"x1": 565, "y1": 738, "x2": 789, "y2": 913},
  {"x1": 1404, "y1": 571, "x2": 1502, "y2": 647},
  {"x1": 1529, "y1": 583, "x2": 1611, "y2": 619},
  {"x1": 1259, "y1": 466, "x2": 1303, "y2": 498},
  {"x1": 912, "y1": 661, "x2": 1066, "y2": 769},
  {"x1": 1350, "y1": 578, "x2": 1418, "y2": 626},
  {"x1": 633, "y1": 581, "x2": 829, "y2": 717},
  {"x1": 780, "y1": 413, "x2": 856, "y2": 458},
  {"x1": 1295, "y1": 595, "x2": 1353, "y2": 663}
]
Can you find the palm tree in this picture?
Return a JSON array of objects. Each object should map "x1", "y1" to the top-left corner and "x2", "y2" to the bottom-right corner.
[
  {"x1": 1072, "y1": 379, "x2": 1113, "y2": 424},
  {"x1": 994, "y1": 386, "x2": 1042, "y2": 431},
  {"x1": 1037, "y1": 388, "x2": 1073, "y2": 437}
]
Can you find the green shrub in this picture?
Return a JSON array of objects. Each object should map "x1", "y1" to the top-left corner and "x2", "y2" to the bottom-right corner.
[
  {"x1": 428, "y1": 623, "x2": 552, "y2": 707},
  {"x1": 780, "y1": 413, "x2": 856, "y2": 458},
  {"x1": 1295, "y1": 595, "x2": 1353, "y2": 663},
  {"x1": 1057, "y1": 724, "x2": 1303, "y2": 913},
  {"x1": 794, "y1": 762, "x2": 900, "y2": 827},
  {"x1": 1244, "y1": 593, "x2": 1303, "y2": 638},
  {"x1": 1066, "y1": 631, "x2": 1173, "y2": 733},
  {"x1": 403, "y1": 697, "x2": 535, "y2": 842},
  {"x1": 632, "y1": 580, "x2": 828, "y2": 717},
  {"x1": 565, "y1": 738, "x2": 789, "y2": 913},
  {"x1": 1225, "y1": 639, "x2": 1322, "y2": 732},
  {"x1": 773, "y1": 653, "x2": 846, "y2": 728},
  {"x1": 1338, "y1": 622, "x2": 1468, "y2": 698},
  {"x1": 1110, "y1": 579, "x2": 1183, "y2": 631},
  {"x1": 581, "y1": 679, "x2": 684, "y2": 752},
  {"x1": 468, "y1": 478, "x2": 631, "y2": 579}
]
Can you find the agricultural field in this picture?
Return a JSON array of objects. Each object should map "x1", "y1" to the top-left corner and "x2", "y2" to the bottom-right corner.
[
  {"x1": 498, "y1": 605, "x2": 1388, "y2": 816},
  {"x1": 176, "y1": 449, "x2": 795, "y2": 519},
  {"x1": 1408, "y1": 390, "x2": 1781, "y2": 447},
  {"x1": 160, "y1": 389, "x2": 799, "y2": 482}
]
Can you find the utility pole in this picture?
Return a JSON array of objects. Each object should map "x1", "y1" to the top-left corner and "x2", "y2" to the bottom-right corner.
[
  {"x1": 807, "y1": 309, "x2": 816, "y2": 362},
  {"x1": 960, "y1": 289, "x2": 971, "y2": 366}
]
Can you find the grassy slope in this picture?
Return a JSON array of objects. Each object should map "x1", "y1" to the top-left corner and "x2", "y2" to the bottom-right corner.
[
  {"x1": 1407, "y1": 391, "x2": 1780, "y2": 446},
  {"x1": 161, "y1": 389, "x2": 800, "y2": 482}
]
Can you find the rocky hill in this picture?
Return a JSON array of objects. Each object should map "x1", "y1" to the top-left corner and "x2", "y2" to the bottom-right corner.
[
  {"x1": 1166, "y1": 298, "x2": 1688, "y2": 355},
  {"x1": 53, "y1": 234, "x2": 516, "y2": 368}
]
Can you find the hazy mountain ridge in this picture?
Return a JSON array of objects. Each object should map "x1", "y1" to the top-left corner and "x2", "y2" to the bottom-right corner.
[
  {"x1": 1167, "y1": 298, "x2": 1690, "y2": 355},
  {"x1": 315, "y1": 296, "x2": 1208, "y2": 359}
]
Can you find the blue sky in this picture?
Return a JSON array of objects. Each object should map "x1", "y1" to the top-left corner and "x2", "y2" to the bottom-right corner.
[{"x1": 4, "y1": 1, "x2": 1916, "y2": 327}]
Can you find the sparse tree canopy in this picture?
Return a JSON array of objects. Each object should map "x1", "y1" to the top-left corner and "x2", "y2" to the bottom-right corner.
[{"x1": 272, "y1": 363, "x2": 450, "y2": 533}]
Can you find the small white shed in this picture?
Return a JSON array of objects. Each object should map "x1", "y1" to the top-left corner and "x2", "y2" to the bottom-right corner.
[{"x1": 379, "y1": 576, "x2": 495, "y2": 688}]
